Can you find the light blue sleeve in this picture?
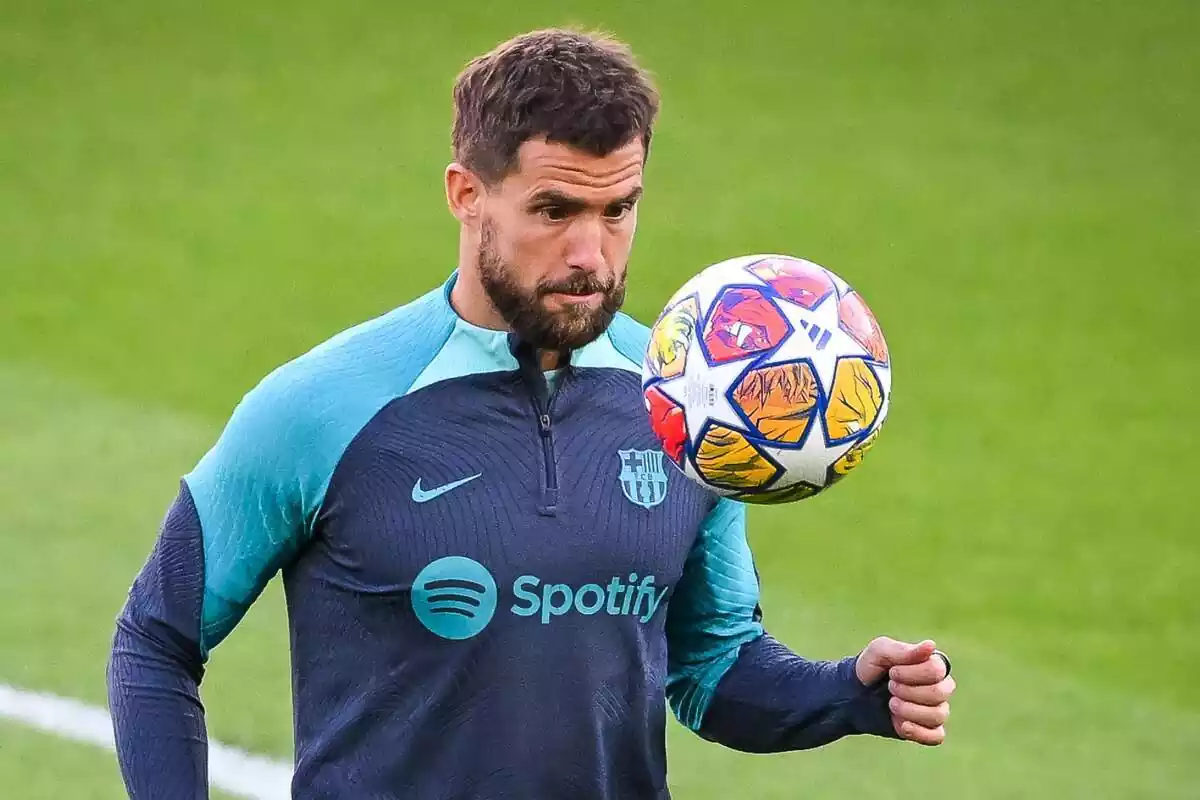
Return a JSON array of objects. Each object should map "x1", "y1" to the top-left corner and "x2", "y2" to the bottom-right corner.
[
  {"x1": 665, "y1": 497, "x2": 765, "y2": 730},
  {"x1": 184, "y1": 364, "x2": 334, "y2": 657},
  {"x1": 184, "y1": 284, "x2": 458, "y2": 657}
]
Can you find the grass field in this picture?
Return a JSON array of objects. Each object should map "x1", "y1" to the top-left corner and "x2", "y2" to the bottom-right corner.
[{"x1": 2, "y1": 0, "x2": 1198, "y2": 797}]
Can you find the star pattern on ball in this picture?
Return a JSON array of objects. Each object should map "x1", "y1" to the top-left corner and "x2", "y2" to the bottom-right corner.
[
  {"x1": 759, "y1": 290, "x2": 868, "y2": 392},
  {"x1": 654, "y1": 355, "x2": 754, "y2": 450},
  {"x1": 762, "y1": 428, "x2": 855, "y2": 489}
]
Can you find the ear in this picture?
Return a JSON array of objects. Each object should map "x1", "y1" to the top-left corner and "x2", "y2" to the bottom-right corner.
[{"x1": 446, "y1": 163, "x2": 485, "y2": 225}]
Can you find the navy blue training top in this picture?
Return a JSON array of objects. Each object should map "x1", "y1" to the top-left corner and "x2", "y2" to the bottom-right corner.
[{"x1": 107, "y1": 274, "x2": 896, "y2": 799}]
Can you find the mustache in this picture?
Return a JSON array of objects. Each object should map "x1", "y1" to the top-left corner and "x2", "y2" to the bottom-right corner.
[{"x1": 536, "y1": 273, "x2": 615, "y2": 297}]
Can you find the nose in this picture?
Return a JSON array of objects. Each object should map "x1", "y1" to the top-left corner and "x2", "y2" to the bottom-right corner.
[{"x1": 564, "y1": 217, "x2": 606, "y2": 273}]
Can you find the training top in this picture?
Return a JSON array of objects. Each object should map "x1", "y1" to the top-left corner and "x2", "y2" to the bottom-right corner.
[{"x1": 107, "y1": 273, "x2": 896, "y2": 799}]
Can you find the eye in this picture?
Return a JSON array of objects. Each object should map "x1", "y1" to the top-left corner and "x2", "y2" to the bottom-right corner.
[
  {"x1": 603, "y1": 202, "x2": 634, "y2": 220},
  {"x1": 538, "y1": 205, "x2": 571, "y2": 222}
]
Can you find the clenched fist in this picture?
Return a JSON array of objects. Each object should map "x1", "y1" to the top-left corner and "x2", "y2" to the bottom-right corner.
[{"x1": 856, "y1": 637, "x2": 955, "y2": 746}]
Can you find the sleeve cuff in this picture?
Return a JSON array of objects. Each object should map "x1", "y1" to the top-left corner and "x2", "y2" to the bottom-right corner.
[{"x1": 837, "y1": 656, "x2": 901, "y2": 739}]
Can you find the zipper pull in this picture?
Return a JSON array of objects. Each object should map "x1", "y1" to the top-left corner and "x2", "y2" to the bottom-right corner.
[{"x1": 539, "y1": 413, "x2": 552, "y2": 435}]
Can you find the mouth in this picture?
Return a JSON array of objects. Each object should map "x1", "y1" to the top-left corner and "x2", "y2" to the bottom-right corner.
[{"x1": 543, "y1": 289, "x2": 606, "y2": 307}]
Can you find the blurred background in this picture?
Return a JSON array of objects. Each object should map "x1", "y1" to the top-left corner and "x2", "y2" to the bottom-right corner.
[{"x1": 1, "y1": 1, "x2": 1197, "y2": 797}]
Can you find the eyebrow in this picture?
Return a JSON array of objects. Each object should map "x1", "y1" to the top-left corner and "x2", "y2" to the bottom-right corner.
[{"x1": 527, "y1": 186, "x2": 643, "y2": 210}]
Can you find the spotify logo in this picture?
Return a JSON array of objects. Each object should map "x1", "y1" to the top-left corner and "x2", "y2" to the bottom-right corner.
[
  {"x1": 411, "y1": 556, "x2": 498, "y2": 640},
  {"x1": 412, "y1": 557, "x2": 669, "y2": 640}
]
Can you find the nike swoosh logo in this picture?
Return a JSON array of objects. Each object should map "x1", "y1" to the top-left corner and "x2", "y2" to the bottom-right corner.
[{"x1": 412, "y1": 473, "x2": 482, "y2": 503}]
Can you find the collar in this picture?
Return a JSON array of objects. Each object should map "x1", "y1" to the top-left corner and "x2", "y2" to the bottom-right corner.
[{"x1": 441, "y1": 271, "x2": 573, "y2": 369}]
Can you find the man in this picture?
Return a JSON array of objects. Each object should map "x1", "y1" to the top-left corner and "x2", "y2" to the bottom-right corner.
[{"x1": 108, "y1": 28, "x2": 955, "y2": 799}]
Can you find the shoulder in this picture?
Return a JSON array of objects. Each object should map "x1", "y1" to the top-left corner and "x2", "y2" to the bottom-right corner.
[
  {"x1": 230, "y1": 283, "x2": 457, "y2": 436},
  {"x1": 185, "y1": 282, "x2": 458, "y2": 521},
  {"x1": 265, "y1": 283, "x2": 456, "y2": 409},
  {"x1": 183, "y1": 281, "x2": 461, "y2": 654},
  {"x1": 606, "y1": 311, "x2": 651, "y2": 366},
  {"x1": 572, "y1": 311, "x2": 649, "y2": 375}
]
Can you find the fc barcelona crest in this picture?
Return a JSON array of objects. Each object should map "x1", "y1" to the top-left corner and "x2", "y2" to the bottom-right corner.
[{"x1": 618, "y1": 449, "x2": 668, "y2": 509}]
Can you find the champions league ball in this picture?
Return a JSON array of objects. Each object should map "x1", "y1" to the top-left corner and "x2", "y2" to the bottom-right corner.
[{"x1": 641, "y1": 254, "x2": 892, "y2": 504}]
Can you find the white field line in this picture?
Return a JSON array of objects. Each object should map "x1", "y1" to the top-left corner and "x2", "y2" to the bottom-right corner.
[{"x1": 0, "y1": 684, "x2": 292, "y2": 799}]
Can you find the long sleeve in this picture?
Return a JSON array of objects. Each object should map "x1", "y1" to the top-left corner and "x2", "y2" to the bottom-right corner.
[
  {"x1": 699, "y1": 634, "x2": 897, "y2": 752},
  {"x1": 106, "y1": 484, "x2": 210, "y2": 798},
  {"x1": 665, "y1": 497, "x2": 897, "y2": 753},
  {"x1": 107, "y1": 361, "x2": 326, "y2": 796}
]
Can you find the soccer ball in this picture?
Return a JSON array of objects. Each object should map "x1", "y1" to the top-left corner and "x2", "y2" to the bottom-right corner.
[{"x1": 641, "y1": 254, "x2": 891, "y2": 504}]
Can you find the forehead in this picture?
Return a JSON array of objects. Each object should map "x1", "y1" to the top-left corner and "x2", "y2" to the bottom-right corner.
[{"x1": 506, "y1": 138, "x2": 644, "y2": 199}]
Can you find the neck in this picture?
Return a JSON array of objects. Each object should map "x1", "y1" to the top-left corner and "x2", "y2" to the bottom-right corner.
[
  {"x1": 449, "y1": 261, "x2": 566, "y2": 371},
  {"x1": 449, "y1": 262, "x2": 508, "y2": 331}
]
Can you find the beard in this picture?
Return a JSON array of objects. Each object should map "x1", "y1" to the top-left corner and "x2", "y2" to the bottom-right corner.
[{"x1": 477, "y1": 218, "x2": 626, "y2": 351}]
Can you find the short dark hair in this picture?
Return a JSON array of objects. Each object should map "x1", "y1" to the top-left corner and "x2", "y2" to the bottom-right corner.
[{"x1": 452, "y1": 29, "x2": 659, "y2": 185}]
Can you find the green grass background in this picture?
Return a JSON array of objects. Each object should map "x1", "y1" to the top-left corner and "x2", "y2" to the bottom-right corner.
[{"x1": 1, "y1": 0, "x2": 1197, "y2": 796}]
